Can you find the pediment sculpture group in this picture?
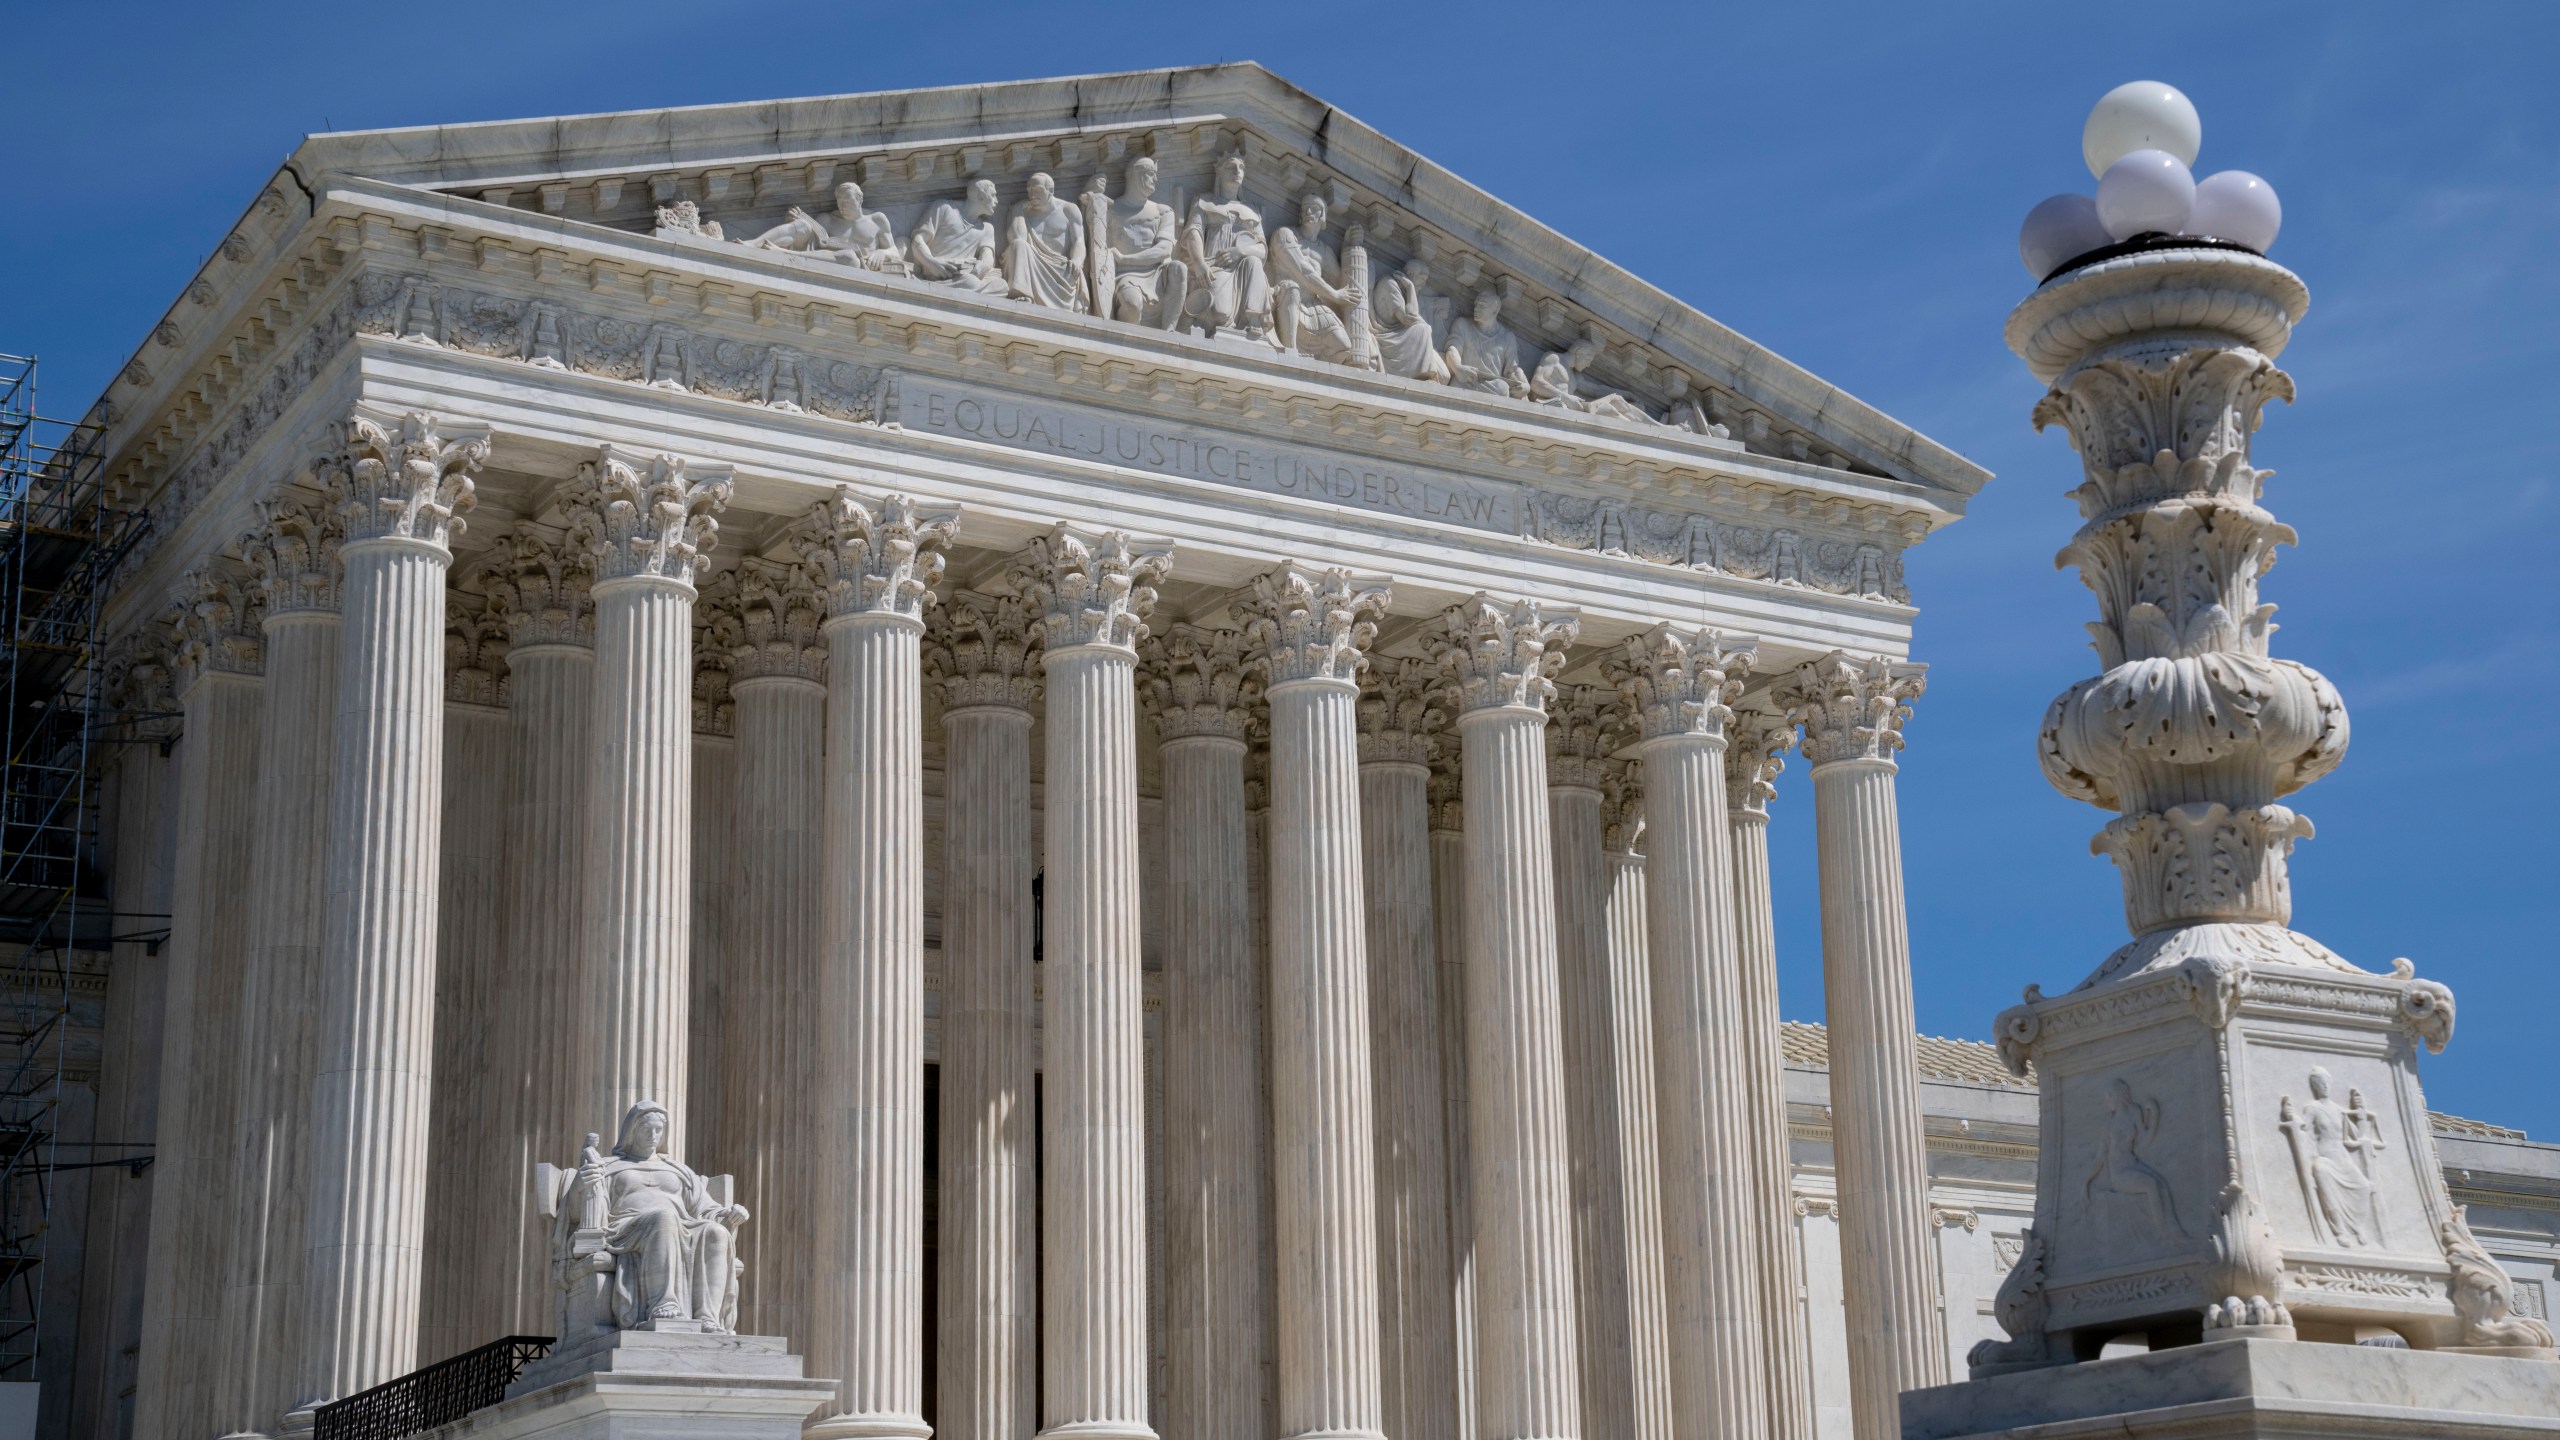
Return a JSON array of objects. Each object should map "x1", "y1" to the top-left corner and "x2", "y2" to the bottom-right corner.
[{"x1": 651, "y1": 153, "x2": 1725, "y2": 436}]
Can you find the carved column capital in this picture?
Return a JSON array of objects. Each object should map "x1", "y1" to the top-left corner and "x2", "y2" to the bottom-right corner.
[
  {"x1": 1424, "y1": 592, "x2": 1578, "y2": 716},
  {"x1": 1782, "y1": 652, "x2": 1924, "y2": 769},
  {"x1": 328, "y1": 409, "x2": 486, "y2": 550},
  {"x1": 445, "y1": 595, "x2": 509, "y2": 707},
  {"x1": 1545, "y1": 684, "x2": 1618, "y2": 791},
  {"x1": 168, "y1": 564, "x2": 264, "y2": 691},
  {"x1": 1141, "y1": 623, "x2": 1254, "y2": 742},
  {"x1": 242, "y1": 492, "x2": 345, "y2": 617},
  {"x1": 692, "y1": 568, "x2": 741, "y2": 735},
  {"x1": 729, "y1": 560, "x2": 830, "y2": 685},
  {"x1": 1009, "y1": 524, "x2": 1171, "y2": 655},
  {"x1": 1606, "y1": 623, "x2": 1755, "y2": 745},
  {"x1": 1602, "y1": 760, "x2": 1644, "y2": 856},
  {"x1": 1425, "y1": 735, "x2": 1462, "y2": 833},
  {"x1": 568, "y1": 446, "x2": 733, "y2": 586},
  {"x1": 1356, "y1": 656, "x2": 1440, "y2": 767},
  {"x1": 928, "y1": 590, "x2": 1043, "y2": 714},
  {"x1": 803, "y1": 487, "x2": 959, "y2": 625},
  {"x1": 1236, "y1": 563, "x2": 1390, "y2": 689},
  {"x1": 1724, "y1": 708, "x2": 1796, "y2": 820},
  {"x1": 487, "y1": 525, "x2": 596, "y2": 649},
  {"x1": 104, "y1": 626, "x2": 180, "y2": 732}
]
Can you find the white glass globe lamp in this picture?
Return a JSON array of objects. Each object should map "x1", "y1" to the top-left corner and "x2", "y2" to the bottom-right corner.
[
  {"x1": 2083, "y1": 80, "x2": 2203, "y2": 177},
  {"x1": 2095, "y1": 150, "x2": 2197, "y2": 240},
  {"x1": 2191, "y1": 170, "x2": 2282, "y2": 252},
  {"x1": 2019, "y1": 193, "x2": 2113, "y2": 278}
]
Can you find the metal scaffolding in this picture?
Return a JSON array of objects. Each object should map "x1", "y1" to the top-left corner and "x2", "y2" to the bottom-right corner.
[{"x1": 0, "y1": 353, "x2": 146, "y2": 1378}]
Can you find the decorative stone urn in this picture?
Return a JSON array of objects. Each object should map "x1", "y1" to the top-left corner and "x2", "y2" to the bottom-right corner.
[{"x1": 1970, "y1": 244, "x2": 2555, "y2": 1368}]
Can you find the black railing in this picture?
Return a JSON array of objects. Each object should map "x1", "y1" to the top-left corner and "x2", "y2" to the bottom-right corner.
[{"x1": 313, "y1": 1336, "x2": 554, "y2": 1440}]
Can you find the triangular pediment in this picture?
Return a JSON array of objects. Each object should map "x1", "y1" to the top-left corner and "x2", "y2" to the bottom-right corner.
[{"x1": 285, "y1": 64, "x2": 1984, "y2": 497}]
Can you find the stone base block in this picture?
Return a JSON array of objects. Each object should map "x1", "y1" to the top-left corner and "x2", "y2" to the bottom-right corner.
[
  {"x1": 1902, "y1": 1337, "x2": 2560, "y2": 1439},
  {"x1": 422, "y1": 1331, "x2": 836, "y2": 1440}
]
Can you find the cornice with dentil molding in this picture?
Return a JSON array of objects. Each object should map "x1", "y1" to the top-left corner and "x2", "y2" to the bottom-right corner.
[
  {"x1": 1010, "y1": 524, "x2": 1171, "y2": 655},
  {"x1": 802, "y1": 485, "x2": 958, "y2": 625},
  {"x1": 1426, "y1": 593, "x2": 1577, "y2": 716},
  {"x1": 927, "y1": 589, "x2": 1042, "y2": 713},
  {"x1": 1780, "y1": 651, "x2": 1924, "y2": 768}
]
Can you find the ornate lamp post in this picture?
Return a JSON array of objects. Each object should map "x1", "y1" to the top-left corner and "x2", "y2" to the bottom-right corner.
[{"x1": 1905, "y1": 80, "x2": 2557, "y2": 1440}]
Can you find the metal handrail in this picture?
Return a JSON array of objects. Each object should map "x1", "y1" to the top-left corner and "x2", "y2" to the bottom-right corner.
[{"x1": 312, "y1": 1336, "x2": 557, "y2": 1440}]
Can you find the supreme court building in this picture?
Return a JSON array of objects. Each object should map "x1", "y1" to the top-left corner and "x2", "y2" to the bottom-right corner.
[{"x1": 39, "y1": 63, "x2": 2560, "y2": 1440}]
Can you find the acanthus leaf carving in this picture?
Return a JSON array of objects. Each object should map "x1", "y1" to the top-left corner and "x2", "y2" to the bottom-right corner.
[
  {"x1": 1236, "y1": 563, "x2": 1389, "y2": 689},
  {"x1": 801, "y1": 487, "x2": 956, "y2": 625},
  {"x1": 1605, "y1": 623, "x2": 1755, "y2": 746},
  {"x1": 1426, "y1": 593, "x2": 1577, "y2": 717},
  {"x1": 1543, "y1": 684, "x2": 1617, "y2": 792},
  {"x1": 445, "y1": 593, "x2": 509, "y2": 707},
  {"x1": 1780, "y1": 651, "x2": 1923, "y2": 768},
  {"x1": 2442, "y1": 1205, "x2": 2557, "y2": 1351},
  {"x1": 1139, "y1": 623, "x2": 1254, "y2": 743},
  {"x1": 329, "y1": 409, "x2": 486, "y2": 550},
  {"x1": 1355, "y1": 655, "x2": 1440, "y2": 767},
  {"x1": 1008, "y1": 524, "x2": 1169, "y2": 654},
  {"x1": 567, "y1": 447, "x2": 733, "y2": 586},
  {"x1": 727, "y1": 559, "x2": 829, "y2": 685},
  {"x1": 241, "y1": 491, "x2": 345, "y2": 617},
  {"x1": 167, "y1": 563, "x2": 264, "y2": 691}
]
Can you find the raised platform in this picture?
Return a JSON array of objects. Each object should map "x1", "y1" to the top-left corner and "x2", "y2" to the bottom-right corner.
[
  {"x1": 1902, "y1": 1338, "x2": 2560, "y2": 1439},
  {"x1": 419, "y1": 1331, "x2": 836, "y2": 1440}
]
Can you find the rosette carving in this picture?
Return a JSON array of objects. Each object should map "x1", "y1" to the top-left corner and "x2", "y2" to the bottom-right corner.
[
  {"x1": 1236, "y1": 563, "x2": 1389, "y2": 688},
  {"x1": 1356, "y1": 656, "x2": 1440, "y2": 767},
  {"x1": 328, "y1": 409, "x2": 486, "y2": 549},
  {"x1": 1008, "y1": 524, "x2": 1170, "y2": 654},
  {"x1": 1426, "y1": 593, "x2": 1577, "y2": 716},
  {"x1": 567, "y1": 447, "x2": 733, "y2": 585},
  {"x1": 1139, "y1": 624, "x2": 1253, "y2": 742}
]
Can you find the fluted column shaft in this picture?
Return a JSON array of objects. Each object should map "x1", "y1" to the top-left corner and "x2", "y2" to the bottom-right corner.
[
  {"x1": 1597, "y1": 809, "x2": 1670, "y2": 1440},
  {"x1": 1806, "y1": 752, "x2": 1943, "y2": 1438},
  {"x1": 1158, "y1": 730, "x2": 1264, "y2": 1440},
  {"x1": 581, "y1": 571, "x2": 698, "y2": 1140},
  {"x1": 1362, "y1": 756, "x2": 1457, "y2": 1440},
  {"x1": 300, "y1": 535, "x2": 454, "y2": 1405},
  {"x1": 689, "y1": 721, "x2": 735, "y2": 1168},
  {"x1": 218, "y1": 604, "x2": 338, "y2": 1435},
  {"x1": 1428, "y1": 783, "x2": 1478, "y2": 1440},
  {"x1": 134, "y1": 656, "x2": 262, "y2": 1440},
  {"x1": 423, "y1": 689, "x2": 507, "y2": 1362},
  {"x1": 1266, "y1": 669, "x2": 1386, "y2": 1440},
  {"x1": 1727, "y1": 722, "x2": 1816, "y2": 1440},
  {"x1": 725, "y1": 670, "x2": 825, "y2": 1345},
  {"x1": 940, "y1": 701, "x2": 1039, "y2": 1440}
]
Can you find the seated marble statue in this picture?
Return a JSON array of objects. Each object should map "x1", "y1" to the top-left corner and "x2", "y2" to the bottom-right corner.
[
  {"x1": 1182, "y1": 153, "x2": 1273, "y2": 341},
  {"x1": 1005, "y1": 172, "x2": 1090, "y2": 311},
  {"x1": 1091, "y1": 158, "x2": 1188, "y2": 328},
  {"x1": 554, "y1": 1100, "x2": 749, "y2": 1336},
  {"x1": 1270, "y1": 195, "x2": 1372, "y2": 367},
  {"x1": 1531, "y1": 339, "x2": 1659, "y2": 424},
  {"x1": 1445, "y1": 290, "x2": 1530, "y2": 398},
  {"x1": 911, "y1": 179, "x2": 1009, "y2": 294},
  {"x1": 745, "y1": 181, "x2": 909, "y2": 275},
  {"x1": 652, "y1": 200, "x2": 723, "y2": 243},
  {"x1": 1369, "y1": 261, "x2": 1450, "y2": 383}
]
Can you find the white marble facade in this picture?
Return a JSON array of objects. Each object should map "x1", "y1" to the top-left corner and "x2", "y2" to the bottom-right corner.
[{"x1": 41, "y1": 62, "x2": 2560, "y2": 1440}]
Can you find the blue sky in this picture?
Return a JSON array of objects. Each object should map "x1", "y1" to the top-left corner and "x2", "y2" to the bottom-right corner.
[{"x1": 7, "y1": 3, "x2": 2555, "y2": 1132}]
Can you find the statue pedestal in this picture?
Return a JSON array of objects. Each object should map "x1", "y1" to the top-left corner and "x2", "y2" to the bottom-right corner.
[
  {"x1": 424, "y1": 1332, "x2": 835, "y2": 1440},
  {"x1": 1902, "y1": 1337, "x2": 2560, "y2": 1439}
]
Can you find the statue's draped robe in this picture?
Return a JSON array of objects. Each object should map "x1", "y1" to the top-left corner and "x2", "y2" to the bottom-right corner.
[
  {"x1": 1448, "y1": 316, "x2": 1523, "y2": 395},
  {"x1": 1006, "y1": 204, "x2": 1089, "y2": 311},
  {"x1": 913, "y1": 201, "x2": 1007, "y2": 293},
  {"x1": 588, "y1": 1154, "x2": 743, "y2": 1332}
]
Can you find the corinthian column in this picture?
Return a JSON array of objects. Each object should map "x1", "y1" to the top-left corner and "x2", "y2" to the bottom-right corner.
[
  {"x1": 1546, "y1": 685, "x2": 1666, "y2": 1440},
  {"x1": 215, "y1": 499, "x2": 342, "y2": 1438},
  {"x1": 1240, "y1": 565, "x2": 1393, "y2": 1440},
  {"x1": 297, "y1": 411, "x2": 485, "y2": 1414},
  {"x1": 566, "y1": 446, "x2": 731, "y2": 1149},
  {"x1": 1010, "y1": 525, "x2": 1172, "y2": 1440},
  {"x1": 1427, "y1": 751, "x2": 1478, "y2": 1440},
  {"x1": 482, "y1": 527, "x2": 594, "y2": 1331},
  {"x1": 805, "y1": 488, "x2": 957, "y2": 1440},
  {"x1": 1597, "y1": 765, "x2": 1670, "y2": 1440},
  {"x1": 1724, "y1": 711, "x2": 1816, "y2": 1440},
  {"x1": 1422, "y1": 593, "x2": 1582, "y2": 1440},
  {"x1": 1357, "y1": 658, "x2": 1458, "y2": 1440},
  {"x1": 134, "y1": 565, "x2": 263, "y2": 1440},
  {"x1": 932, "y1": 591, "x2": 1043, "y2": 1440},
  {"x1": 1607, "y1": 626, "x2": 1768, "y2": 1440},
  {"x1": 723, "y1": 560, "x2": 829, "y2": 1347},
  {"x1": 1142, "y1": 623, "x2": 1265, "y2": 1440},
  {"x1": 1776, "y1": 653, "x2": 1942, "y2": 1440},
  {"x1": 690, "y1": 576, "x2": 739, "y2": 1167}
]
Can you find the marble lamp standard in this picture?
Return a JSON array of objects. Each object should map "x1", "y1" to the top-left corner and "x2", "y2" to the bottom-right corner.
[{"x1": 1904, "y1": 79, "x2": 2559, "y2": 1440}]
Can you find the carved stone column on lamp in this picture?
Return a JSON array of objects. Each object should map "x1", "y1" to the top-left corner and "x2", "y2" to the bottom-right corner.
[
  {"x1": 215, "y1": 498, "x2": 343, "y2": 1439},
  {"x1": 932, "y1": 590, "x2": 1043, "y2": 1440},
  {"x1": 567, "y1": 446, "x2": 732, "y2": 1155},
  {"x1": 1546, "y1": 683, "x2": 1671, "y2": 1440},
  {"x1": 804, "y1": 487, "x2": 957, "y2": 1440},
  {"x1": 1011, "y1": 525, "x2": 1171, "y2": 1440},
  {"x1": 1722, "y1": 708, "x2": 1817, "y2": 1440},
  {"x1": 296, "y1": 410, "x2": 485, "y2": 1414},
  {"x1": 485, "y1": 525, "x2": 597, "y2": 1333},
  {"x1": 1776, "y1": 651, "x2": 1944, "y2": 1440},
  {"x1": 1955, "y1": 241, "x2": 2555, "y2": 1374},
  {"x1": 1422, "y1": 593, "x2": 1583, "y2": 1440},
  {"x1": 1141, "y1": 622, "x2": 1267, "y2": 1440},
  {"x1": 1357, "y1": 657, "x2": 1460, "y2": 1440},
  {"x1": 723, "y1": 560, "x2": 829, "y2": 1350},
  {"x1": 1240, "y1": 564, "x2": 1393, "y2": 1440},
  {"x1": 1608, "y1": 625, "x2": 1771, "y2": 1440},
  {"x1": 133, "y1": 564, "x2": 265, "y2": 1440}
]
